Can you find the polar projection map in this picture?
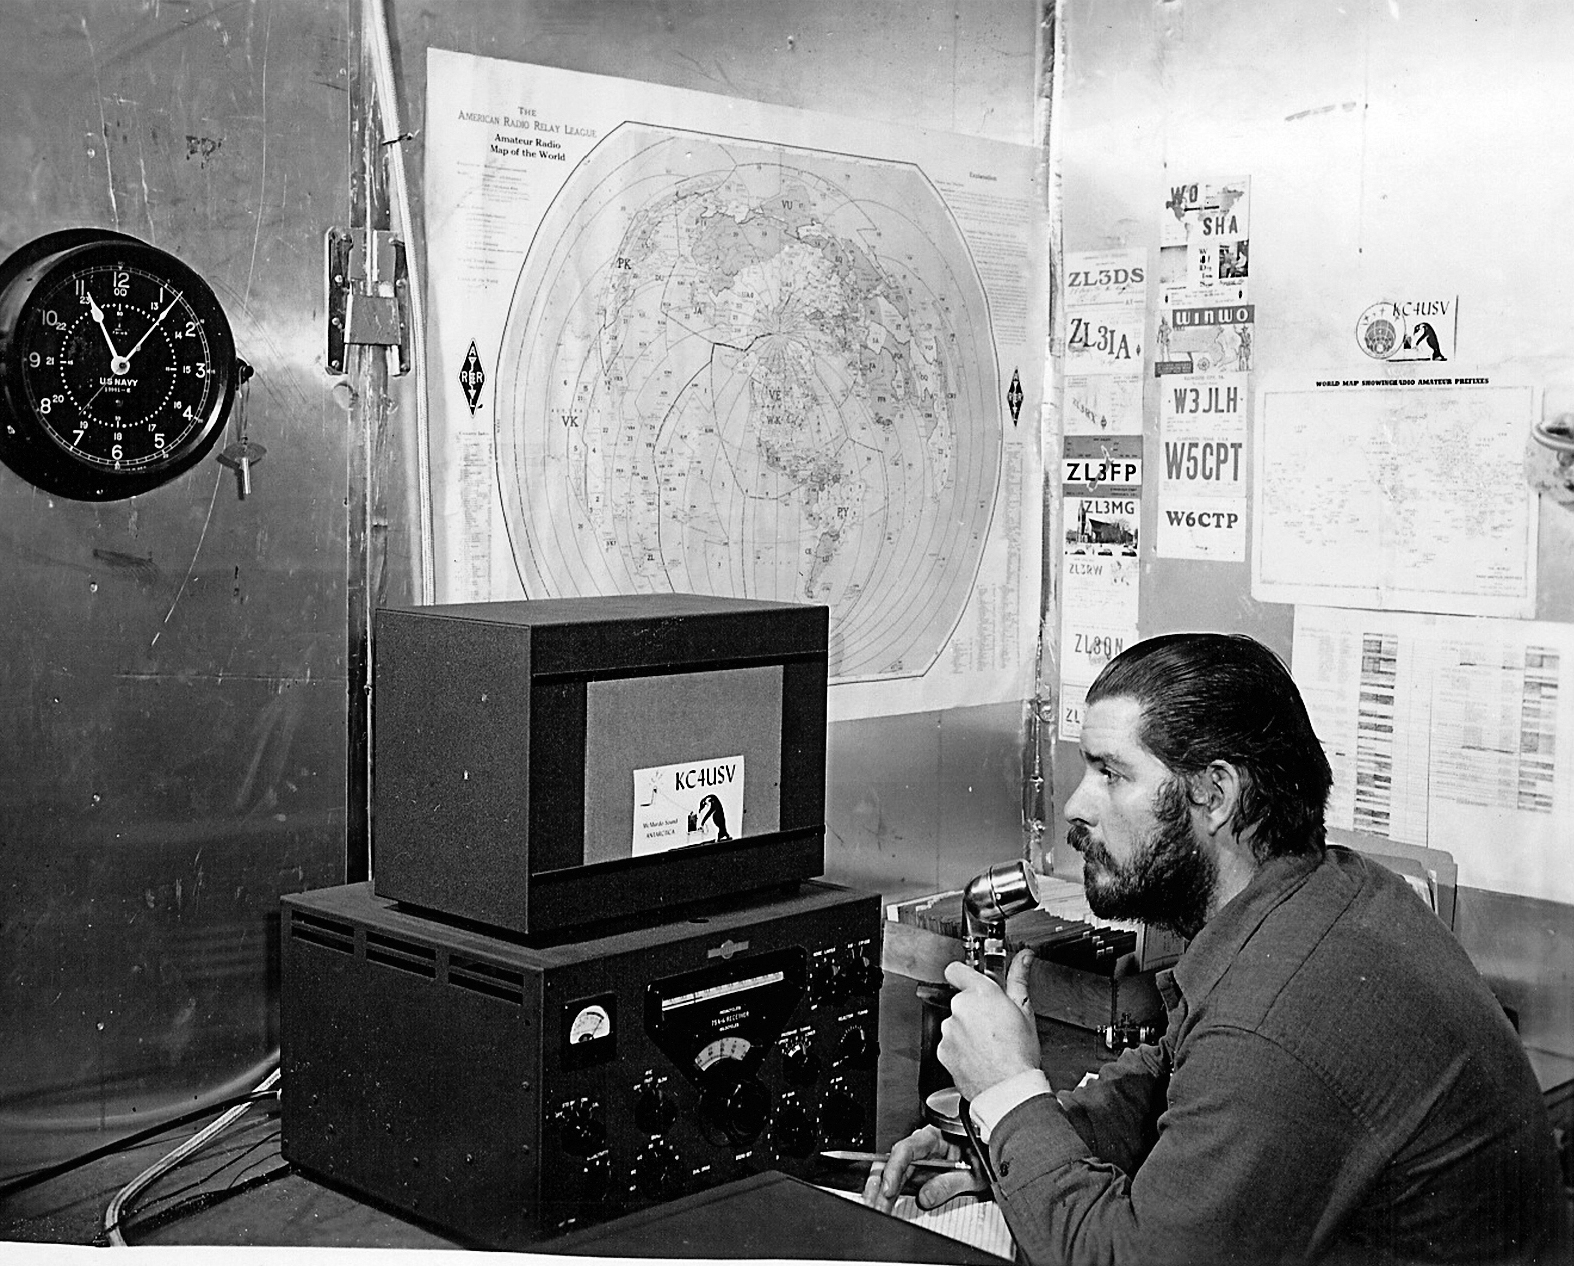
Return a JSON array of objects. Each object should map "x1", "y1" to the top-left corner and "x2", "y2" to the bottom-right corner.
[{"x1": 491, "y1": 126, "x2": 1004, "y2": 683}]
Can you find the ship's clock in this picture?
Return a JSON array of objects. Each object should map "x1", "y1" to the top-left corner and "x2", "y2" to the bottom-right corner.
[{"x1": 0, "y1": 228, "x2": 241, "y2": 500}]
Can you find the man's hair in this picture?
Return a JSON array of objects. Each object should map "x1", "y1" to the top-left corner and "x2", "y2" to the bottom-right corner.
[{"x1": 1085, "y1": 632, "x2": 1333, "y2": 860}]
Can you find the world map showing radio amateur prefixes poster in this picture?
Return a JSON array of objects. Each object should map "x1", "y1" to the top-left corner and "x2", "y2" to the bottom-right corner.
[{"x1": 425, "y1": 50, "x2": 1047, "y2": 720}]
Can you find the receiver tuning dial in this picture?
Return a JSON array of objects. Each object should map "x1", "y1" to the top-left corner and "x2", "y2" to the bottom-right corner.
[{"x1": 698, "y1": 1065, "x2": 771, "y2": 1145}]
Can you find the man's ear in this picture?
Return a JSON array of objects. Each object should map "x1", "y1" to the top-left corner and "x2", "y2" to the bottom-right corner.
[{"x1": 1193, "y1": 760, "x2": 1244, "y2": 837}]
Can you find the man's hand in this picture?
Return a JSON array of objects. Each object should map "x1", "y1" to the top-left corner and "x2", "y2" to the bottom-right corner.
[
  {"x1": 862, "y1": 1125, "x2": 988, "y2": 1213},
  {"x1": 937, "y1": 947, "x2": 1040, "y2": 1101}
]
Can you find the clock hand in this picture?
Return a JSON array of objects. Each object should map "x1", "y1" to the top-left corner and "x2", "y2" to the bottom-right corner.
[
  {"x1": 120, "y1": 290, "x2": 183, "y2": 364},
  {"x1": 84, "y1": 288, "x2": 131, "y2": 375}
]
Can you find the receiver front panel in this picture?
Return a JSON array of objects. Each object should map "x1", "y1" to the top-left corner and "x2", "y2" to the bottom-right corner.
[{"x1": 280, "y1": 881, "x2": 881, "y2": 1248}]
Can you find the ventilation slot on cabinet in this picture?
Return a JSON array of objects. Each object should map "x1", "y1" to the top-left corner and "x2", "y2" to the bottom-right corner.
[
  {"x1": 448, "y1": 954, "x2": 526, "y2": 1005},
  {"x1": 289, "y1": 911, "x2": 355, "y2": 955},
  {"x1": 365, "y1": 931, "x2": 437, "y2": 978}
]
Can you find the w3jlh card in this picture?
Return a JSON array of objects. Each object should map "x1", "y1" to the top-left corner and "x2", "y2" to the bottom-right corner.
[{"x1": 631, "y1": 755, "x2": 746, "y2": 856}]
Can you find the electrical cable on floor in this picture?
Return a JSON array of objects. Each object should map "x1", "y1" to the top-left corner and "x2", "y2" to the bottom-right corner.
[
  {"x1": 112, "y1": 1163, "x2": 292, "y2": 1244},
  {"x1": 121, "y1": 1125, "x2": 282, "y2": 1227},
  {"x1": 0, "y1": 1087, "x2": 280, "y2": 1201},
  {"x1": 226, "y1": 1134, "x2": 290, "y2": 1189},
  {"x1": 101, "y1": 1065, "x2": 281, "y2": 1247}
]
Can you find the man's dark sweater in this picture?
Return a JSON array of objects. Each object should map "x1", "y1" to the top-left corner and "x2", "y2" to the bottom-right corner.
[{"x1": 988, "y1": 848, "x2": 1569, "y2": 1264}]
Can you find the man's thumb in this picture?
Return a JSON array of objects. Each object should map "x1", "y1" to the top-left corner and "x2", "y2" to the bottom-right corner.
[
  {"x1": 915, "y1": 1169, "x2": 988, "y2": 1210},
  {"x1": 1006, "y1": 946, "x2": 1036, "y2": 1010}
]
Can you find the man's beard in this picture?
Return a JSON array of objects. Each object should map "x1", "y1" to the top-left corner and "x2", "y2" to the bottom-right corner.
[{"x1": 1067, "y1": 777, "x2": 1216, "y2": 941}]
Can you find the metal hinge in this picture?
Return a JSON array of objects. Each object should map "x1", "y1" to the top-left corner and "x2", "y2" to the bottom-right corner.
[{"x1": 324, "y1": 227, "x2": 411, "y2": 376}]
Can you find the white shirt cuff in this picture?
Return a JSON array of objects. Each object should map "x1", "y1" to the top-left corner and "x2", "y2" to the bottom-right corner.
[{"x1": 967, "y1": 1068, "x2": 1054, "y2": 1144}]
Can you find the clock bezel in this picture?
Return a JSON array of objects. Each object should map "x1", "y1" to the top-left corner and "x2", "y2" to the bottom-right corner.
[{"x1": 0, "y1": 228, "x2": 240, "y2": 501}]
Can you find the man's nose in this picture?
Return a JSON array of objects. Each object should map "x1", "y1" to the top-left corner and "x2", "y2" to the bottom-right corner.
[{"x1": 1065, "y1": 773, "x2": 1094, "y2": 826}]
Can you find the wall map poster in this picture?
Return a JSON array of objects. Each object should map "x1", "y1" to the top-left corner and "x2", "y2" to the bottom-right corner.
[
  {"x1": 1254, "y1": 379, "x2": 1538, "y2": 617},
  {"x1": 425, "y1": 50, "x2": 1047, "y2": 720}
]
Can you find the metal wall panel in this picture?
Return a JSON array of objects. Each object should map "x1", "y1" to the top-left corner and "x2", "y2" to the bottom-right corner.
[
  {"x1": 0, "y1": 0, "x2": 1044, "y2": 1159},
  {"x1": 0, "y1": 0, "x2": 354, "y2": 1157}
]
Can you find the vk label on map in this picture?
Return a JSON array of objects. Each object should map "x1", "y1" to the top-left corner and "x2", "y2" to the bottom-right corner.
[{"x1": 632, "y1": 756, "x2": 745, "y2": 857}]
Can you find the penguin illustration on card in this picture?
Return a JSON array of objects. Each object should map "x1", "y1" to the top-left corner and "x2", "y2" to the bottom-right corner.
[
  {"x1": 687, "y1": 793, "x2": 731, "y2": 842},
  {"x1": 1404, "y1": 321, "x2": 1446, "y2": 360}
]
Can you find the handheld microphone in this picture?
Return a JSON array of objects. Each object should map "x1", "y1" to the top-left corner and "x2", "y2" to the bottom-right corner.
[{"x1": 961, "y1": 858, "x2": 1040, "y2": 980}]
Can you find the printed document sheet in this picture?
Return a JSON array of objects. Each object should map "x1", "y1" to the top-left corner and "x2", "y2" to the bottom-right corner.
[
  {"x1": 1292, "y1": 605, "x2": 1574, "y2": 904},
  {"x1": 1255, "y1": 382, "x2": 1538, "y2": 617},
  {"x1": 820, "y1": 1185, "x2": 1015, "y2": 1260}
]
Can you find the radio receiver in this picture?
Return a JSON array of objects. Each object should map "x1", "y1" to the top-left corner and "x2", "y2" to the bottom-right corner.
[{"x1": 280, "y1": 879, "x2": 882, "y2": 1247}]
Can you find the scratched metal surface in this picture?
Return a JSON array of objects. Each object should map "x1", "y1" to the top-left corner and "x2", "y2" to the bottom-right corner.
[
  {"x1": 0, "y1": 0, "x2": 355, "y2": 1159},
  {"x1": 0, "y1": 0, "x2": 1044, "y2": 1174}
]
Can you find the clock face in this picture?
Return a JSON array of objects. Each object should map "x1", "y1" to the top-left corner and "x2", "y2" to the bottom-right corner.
[{"x1": 0, "y1": 229, "x2": 239, "y2": 500}]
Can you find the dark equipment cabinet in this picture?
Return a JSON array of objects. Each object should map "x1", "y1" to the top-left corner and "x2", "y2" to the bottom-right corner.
[
  {"x1": 372, "y1": 594, "x2": 830, "y2": 938},
  {"x1": 280, "y1": 880, "x2": 883, "y2": 1248}
]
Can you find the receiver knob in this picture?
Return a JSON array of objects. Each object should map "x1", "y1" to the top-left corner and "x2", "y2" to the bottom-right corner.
[
  {"x1": 771, "y1": 1101, "x2": 816, "y2": 1159},
  {"x1": 556, "y1": 1100, "x2": 606, "y2": 1157},
  {"x1": 633, "y1": 1139, "x2": 685, "y2": 1202},
  {"x1": 810, "y1": 954, "x2": 844, "y2": 1005},
  {"x1": 781, "y1": 1038, "x2": 821, "y2": 1086},
  {"x1": 820, "y1": 1084, "x2": 865, "y2": 1146},
  {"x1": 575, "y1": 1154, "x2": 612, "y2": 1204},
  {"x1": 634, "y1": 1080, "x2": 679, "y2": 1135},
  {"x1": 835, "y1": 1023, "x2": 877, "y2": 1070},
  {"x1": 846, "y1": 946, "x2": 883, "y2": 997},
  {"x1": 699, "y1": 1067, "x2": 771, "y2": 1145}
]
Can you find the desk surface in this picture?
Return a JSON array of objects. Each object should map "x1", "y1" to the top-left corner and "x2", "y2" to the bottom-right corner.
[{"x1": 543, "y1": 1170, "x2": 1008, "y2": 1263}]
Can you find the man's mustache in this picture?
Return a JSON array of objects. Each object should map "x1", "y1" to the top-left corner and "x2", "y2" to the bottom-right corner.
[{"x1": 1067, "y1": 823, "x2": 1110, "y2": 865}]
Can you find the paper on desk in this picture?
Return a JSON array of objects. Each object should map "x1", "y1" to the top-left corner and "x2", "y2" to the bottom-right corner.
[{"x1": 820, "y1": 1185, "x2": 1015, "y2": 1260}]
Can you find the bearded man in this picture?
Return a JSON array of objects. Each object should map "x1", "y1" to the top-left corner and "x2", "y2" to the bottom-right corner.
[{"x1": 867, "y1": 633, "x2": 1569, "y2": 1264}]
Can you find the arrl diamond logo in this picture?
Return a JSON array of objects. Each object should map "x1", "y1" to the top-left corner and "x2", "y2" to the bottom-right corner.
[
  {"x1": 459, "y1": 341, "x2": 485, "y2": 413},
  {"x1": 1007, "y1": 368, "x2": 1024, "y2": 425}
]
